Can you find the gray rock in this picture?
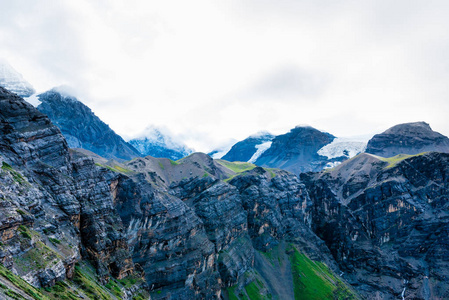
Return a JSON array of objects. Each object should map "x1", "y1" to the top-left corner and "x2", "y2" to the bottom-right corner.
[
  {"x1": 0, "y1": 87, "x2": 134, "y2": 288},
  {"x1": 301, "y1": 152, "x2": 449, "y2": 299}
]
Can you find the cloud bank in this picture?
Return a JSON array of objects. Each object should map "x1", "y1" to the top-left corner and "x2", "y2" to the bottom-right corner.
[{"x1": 1, "y1": 0, "x2": 449, "y2": 151}]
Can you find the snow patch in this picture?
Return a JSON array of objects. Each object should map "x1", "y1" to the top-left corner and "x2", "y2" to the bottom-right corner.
[
  {"x1": 248, "y1": 141, "x2": 272, "y2": 163},
  {"x1": 24, "y1": 94, "x2": 41, "y2": 107},
  {"x1": 323, "y1": 161, "x2": 341, "y2": 170},
  {"x1": 318, "y1": 137, "x2": 368, "y2": 159},
  {"x1": 401, "y1": 279, "x2": 409, "y2": 300}
]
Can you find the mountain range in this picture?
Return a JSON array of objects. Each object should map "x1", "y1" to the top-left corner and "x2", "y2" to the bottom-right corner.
[
  {"x1": 217, "y1": 122, "x2": 449, "y2": 175},
  {"x1": 1, "y1": 63, "x2": 449, "y2": 300}
]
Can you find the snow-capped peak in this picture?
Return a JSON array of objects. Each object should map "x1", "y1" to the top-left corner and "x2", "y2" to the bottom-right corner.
[
  {"x1": 0, "y1": 60, "x2": 35, "y2": 97},
  {"x1": 129, "y1": 125, "x2": 193, "y2": 160}
]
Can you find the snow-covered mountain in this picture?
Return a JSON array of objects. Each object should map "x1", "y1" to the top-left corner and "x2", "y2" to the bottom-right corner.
[
  {"x1": 129, "y1": 126, "x2": 193, "y2": 160},
  {"x1": 0, "y1": 60, "x2": 35, "y2": 97}
]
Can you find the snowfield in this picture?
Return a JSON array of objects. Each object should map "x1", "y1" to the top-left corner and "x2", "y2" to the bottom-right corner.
[{"x1": 318, "y1": 137, "x2": 368, "y2": 159}]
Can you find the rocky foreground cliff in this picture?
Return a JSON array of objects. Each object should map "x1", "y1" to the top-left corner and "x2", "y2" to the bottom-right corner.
[
  {"x1": 0, "y1": 87, "x2": 148, "y2": 299},
  {"x1": 302, "y1": 152, "x2": 449, "y2": 299},
  {"x1": 1, "y1": 86, "x2": 449, "y2": 300}
]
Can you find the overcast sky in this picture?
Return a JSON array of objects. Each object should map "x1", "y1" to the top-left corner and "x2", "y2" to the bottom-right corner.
[{"x1": 2, "y1": 0, "x2": 449, "y2": 152}]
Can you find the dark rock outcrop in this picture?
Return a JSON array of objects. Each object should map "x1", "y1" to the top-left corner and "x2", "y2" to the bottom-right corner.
[
  {"x1": 365, "y1": 122, "x2": 449, "y2": 157},
  {"x1": 228, "y1": 167, "x2": 336, "y2": 266},
  {"x1": 112, "y1": 175, "x2": 222, "y2": 299},
  {"x1": 301, "y1": 152, "x2": 449, "y2": 299},
  {"x1": 170, "y1": 177, "x2": 254, "y2": 287},
  {"x1": 37, "y1": 88, "x2": 141, "y2": 161}
]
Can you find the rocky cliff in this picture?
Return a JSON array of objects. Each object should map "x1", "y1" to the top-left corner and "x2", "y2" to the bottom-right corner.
[
  {"x1": 301, "y1": 152, "x2": 449, "y2": 299},
  {"x1": 365, "y1": 122, "x2": 449, "y2": 157},
  {"x1": 37, "y1": 88, "x2": 141, "y2": 161},
  {"x1": 96, "y1": 153, "x2": 357, "y2": 299},
  {"x1": 0, "y1": 87, "x2": 145, "y2": 299}
]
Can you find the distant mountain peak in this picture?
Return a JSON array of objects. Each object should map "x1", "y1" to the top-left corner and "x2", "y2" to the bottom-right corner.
[
  {"x1": 129, "y1": 126, "x2": 193, "y2": 160},
  {"x1": 36, "y1": 88, "x2": 141, "y2": 161},
  {"x1": 365, "y1": 121, "x2": 449, "y2": 157},
  {"x1": 0, "y1": 60, "x2": 35, "y2": 97},
  {"x1": 49, "y1": 86, "x2": 83, "y2": 102}
]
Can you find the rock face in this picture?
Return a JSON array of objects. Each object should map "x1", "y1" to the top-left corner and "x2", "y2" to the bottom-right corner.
[
  {"x1": 0, "y1": 60, "x2": 35, "y2": 97},
  {"x1": 227, "y1": 167, "x2": 335, "y2": 263},
  {"x1": 221, "y1": 132, "x2": 274, "y2": 163},
  {"x1": 113, "y1": 176, "x2": 222, "y2": 299},
  {"x1": 37, "y1": 88, "x2": 141, "y2": 161},
  {"x1": 109, "y1": 155, "x2": 249, "y2": 299},
  {"x1": 255, "y1": 126, "x2": 336, "y2": 174},
  {"x1": 129, "y1": 126, "x2": 193, "y2": 160},
  {"x1": 365, "y1": 122, "x2": 449, "y2": 157},
  {"x1": 103, "y1": 151, "x2": 349, "y2": 299},
  {"x1": 0, "y1": 87, "x2": 133, "y2": 288},
  {"x1": 301, "y1": 152, "x2": 449, "y2": 299}
]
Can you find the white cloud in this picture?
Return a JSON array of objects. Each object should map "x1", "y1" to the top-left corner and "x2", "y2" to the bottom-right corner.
[{"x1": 1, "y1": 0, "x2": 449, "y2": 152}]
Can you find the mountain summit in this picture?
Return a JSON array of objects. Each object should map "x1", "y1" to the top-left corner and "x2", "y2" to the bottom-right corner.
[
  {"x1": 365, "y1": 121, "x2": 449, "y2": 157},
  {"x1": 0, "y1": 60, "x2": 35, "y2": 97},
  {"x1": 37, "y1": 88, "x2": 141, "y2": 161},
  {"x1": 255, "y1": 125, "x2": 336, "y2": 174},
  {"x1": 129, "y1": 126, "x2": 193, "y2": 160}
]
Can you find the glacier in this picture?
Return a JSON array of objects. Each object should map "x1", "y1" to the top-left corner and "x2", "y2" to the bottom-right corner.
[
  {"x1": 318, "y1": 137, "x2": 368, "y2": 160},
  {"x1": 248, "y1": 141, "x2": 272, "y2": 163}
]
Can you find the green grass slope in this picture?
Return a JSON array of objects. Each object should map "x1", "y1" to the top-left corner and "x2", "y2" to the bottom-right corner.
[{"x1": 288, "y1": 245, "x2": 358, "y2": 300}]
